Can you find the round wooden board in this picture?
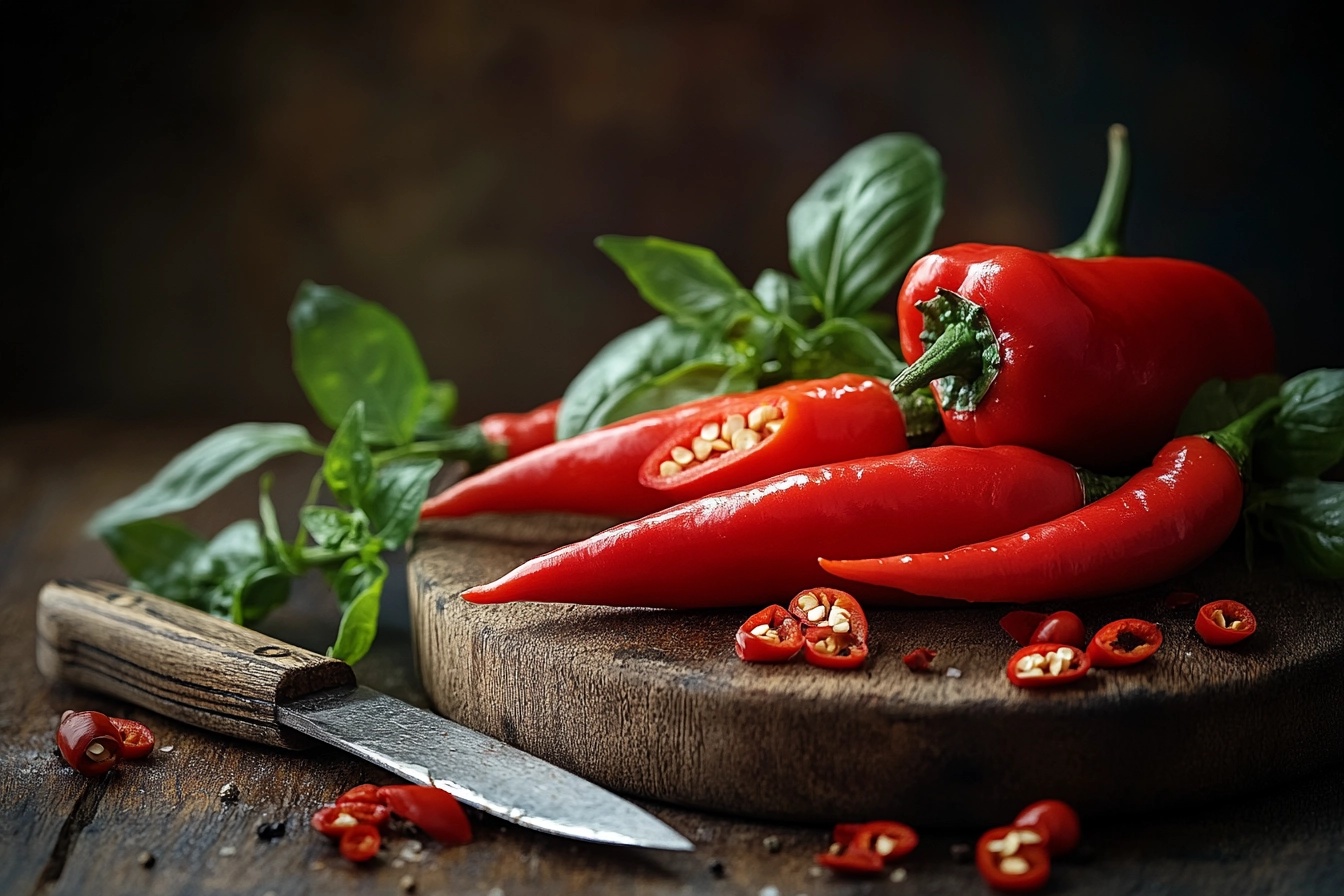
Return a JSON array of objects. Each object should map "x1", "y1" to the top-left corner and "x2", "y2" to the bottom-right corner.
[{"x1": 408, "y1": 513, "x2": 1344, "y2": 830}]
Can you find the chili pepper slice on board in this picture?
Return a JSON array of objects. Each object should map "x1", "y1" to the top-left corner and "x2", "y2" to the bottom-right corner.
[
  {"x1": 336, "y1": 783, "x2": 385, "y2": 806},
  {"x1": 1013, "y1": 799, "x2": 1081, "y2": 856},
  {"x1": 734, "y1": 605, "x2": 803, "y2": 663},
  {"x1": 1030, "y1": 611, "x2": 1085, "y2": 648},
  {"x1": 1087, "y1": 618, "x2": 1163, "y2": 668},
  {"x1": 889, "y1": 124, "x2": 1275, "y2": 473},
  {"x1": 976, "y1": 825, "x2": 1051, "y2": 892},
  {"x1": 788, "y1": 587, "x2": 865, "y2": 632},
  {"x1": 109, "y1": 717, "x2": 155, "y2": 759},
  {"x1": 311, "y1": 803, "x2": 390, "y2": 836},
  {"x1": 820, "y1": 400, "x2": 1278, "y2": 604},
  {"x1": 56, "y1": 710, "x2": 123, "y2": 776},
  {"x1": 1006, "y1": 643, "x2": 1090, "y2": 689},
  {"x1": 902, "y1": 647, "x2": 938, "y2": 672},
  {"x1": 338, "y1": 824, "x2": 381, "y2": 863},
  {"x1": 815, "y1": 845, "x2": 885, "y2": 875},
  {"x1": 850, "y1": 821, "x2": 919, "y2": 862},
  {"x1": 478, "y1": 398, "x2": 561, "y2": 459},
  {"x1": 461, "y1": 444, "x2": 1106, "y2": 609},
  {"x1": 1195, "y1": 599, "x2": 1258, "y2": 646},
  {"x1": 377, "y1": 785, "x2": 473, "y2": 846},
  {"x1": 803, "y1": 623, "x2": 869, "y2": 670}
]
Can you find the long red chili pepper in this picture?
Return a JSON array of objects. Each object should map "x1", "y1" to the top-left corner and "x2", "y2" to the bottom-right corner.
[
  {"x1": 422, "y1": 374, "x2": 933, "y2": 521},
  {"x1": 460, "y1": 444, "x2": 1113, "y2": 609},
  {"x1": 478, "y1": 398, "x2": 561, "y2": 459},
  {"x1": 819, "y1": 400, "x2": 1277, "y2": 603},
  {"x1": 889, "y1": 125, "x2": 1275, "y2": 472}
]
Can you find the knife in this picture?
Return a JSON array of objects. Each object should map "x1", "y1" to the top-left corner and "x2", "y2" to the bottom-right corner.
[{"x1": 34, "y1": 578, "x2": 693, "y2": 852}]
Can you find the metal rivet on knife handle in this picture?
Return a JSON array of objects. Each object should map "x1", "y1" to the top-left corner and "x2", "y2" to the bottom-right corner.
[{"x1": 35, "y1": 578, "x2": 355, "y2": 749}]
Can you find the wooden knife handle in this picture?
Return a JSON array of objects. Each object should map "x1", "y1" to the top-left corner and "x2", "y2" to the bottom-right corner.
[{"x1": 36, "y1": 578, "x2": 356, "y2": 750}]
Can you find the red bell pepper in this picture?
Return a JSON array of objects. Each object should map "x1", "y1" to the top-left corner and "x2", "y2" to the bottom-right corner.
[
  {"x1": 734, "y1": 605, "x2": 803, "y2": 662},
  {"x1": 478, "y1": 398, "x2": 561, "y2": 459},
  {"x1": 422, "y1": 374, "x2": 928, "y2": 521},
  {"x1": 889, "y1": 125, "x2": 1275, "y2": 472},
  {"x1": 460, "y1": 444, "x2": 1106, "y2": 609}
]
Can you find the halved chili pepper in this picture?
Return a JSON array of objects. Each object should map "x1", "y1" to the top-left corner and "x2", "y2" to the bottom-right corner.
[
  {"x1": 478, "y1": 398, "x2": 561, "y2": 459},
  {"x1": 902, "y1": 647, "x2": 938, "y2": 672},
  {"x1": 338, "y1": 823, "x2": 381, "y2": 863},
  {"x1": 889, "y1": 124, "x2": 1275, "y2": 473},
  {"x1": 1195, "y1": 599, "x2": 1258, "y2": 646},
  {"x1": 1013, "y1": 799, "x2": 1080, "y2": 857},
  {"x1": 1006, "y1": 643, "x2": 1090, "y2": 689},
  {"x1": 820, "y1": 400, "x2": 1277, "y2": 604},
  {"x1": 462, "y1": 444, "x2": 1106, "y2": 609},
  {"x1": 734, "y1": 605, "x2": 803, "y2": 663},
  {"x1": 56, "y1": 710, "x2": 123, "y2": 776},
  {"x1": 109, "y1": 717, "x2": 155, "y2": 759},
  {"x1": 638, "y1": 376, "x2": 931, "y2": 502},
  {"x1": 1088, "y1": 618, "x2": 1162, "y2": 668},
  {"x1": 976, "y1": 824, "x2": 1051, "y2": 892},
  {"x1": 377, "y1": 785, "x2": 473, "y2": 846}
]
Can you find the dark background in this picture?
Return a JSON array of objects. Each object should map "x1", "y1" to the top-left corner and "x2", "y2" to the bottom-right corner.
[{"x1": 3, "y1": 1, "x2": 1338, "y2": 430}]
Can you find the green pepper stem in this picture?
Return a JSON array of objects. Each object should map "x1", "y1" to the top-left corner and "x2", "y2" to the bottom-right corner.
[
  {"x1": 372, "y1": 425, "x2": 506, "y2": 471},
  {"x1": 889, "y1": 289, "x2": 1000, "y2": 411},
  {"x1": 1207, "y1": 395, "x2": 1285, "y2": 475},
  {"x1": 891, "y1": 387, "x2": 942, "y2": 441},
  {"x1": 1076, "y1": 469, "x2": 1129, "y2": 505},
  {"x1": 1051, "y1": 123, "x2": 1131, "y2": 259}
]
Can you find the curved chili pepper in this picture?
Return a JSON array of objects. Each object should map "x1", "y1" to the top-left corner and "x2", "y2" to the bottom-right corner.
[
  {"x1": 1087, "y1": 618, "x2": 1163, "y2": 668},
  {"x1": 819, "y1": 403, "x2": 1275, "y2": 603},
  {"x1": 1006, "y1": 643, "x2": 1090, "y2": 689},
  {"x1": 478, "y1": 398, "x2": 561, "y2": 459},
  {"x1": 461, "y1": 444, "x2": 1098, "y2": 609},
  {"x1": 1013, "y1": 799, "x2": 1081, "y2": 857},
  {"x1": 109, "y1": 717, "x2": 155, "y2": 759},
  {"x1": 734, "y1": 605, "x2": 803, "y2": 662},
  {"x1": 890, "y1": 125, "x2": 1275, "y2": 472},
  {"x1": 975, "y1": 824, "x2": 1051, "y2": 892},
  {"x1": 56, "y1": 710, "x2": 123, "y2": 776},
  {"x1": 423, "y1": 375, "x2": 931, "y2": 521},
  {"x1": 1195, "y1": 599, "x2": 1258, "y2": 646}
]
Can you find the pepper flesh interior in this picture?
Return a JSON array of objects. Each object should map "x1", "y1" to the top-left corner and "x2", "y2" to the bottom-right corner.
[{"x1": 656, "y1": 403, "x2": 783, "y2": 477}]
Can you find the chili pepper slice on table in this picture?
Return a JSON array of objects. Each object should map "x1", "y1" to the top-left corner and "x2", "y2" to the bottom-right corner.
[
  {"x1": 336, "y1": 783, "x2": 386, "y2": 806},
  {"x1": 377, "y1": 785, "x2": 473, "y2": 846},
  {"x1": 819, "y1": 398, "x2": 1279, "y2": 604},
  {"x1": 422, "y1": 374, "x2": 934, "y2": 521},
  {"x1": 1087, "y1": 618, "x2": 1163, "y2": 668},
  {"x1": 817, "y1": 819, "x2": 918, "y2": 874},
  {"x1": 108, "y1": 717, "x2": 155, "y2": 759},
  {"x1": 1013, "y1": 799, "x2": 1081, "y2": 857},
  {"x1": 1006, "y1": 643, "x2": 1090, "y2": 689},
  {"x1": 460, "y1": 444, "x2": 1111, "y2": 609},
  {"x1": 734, "y1": 605, "x2": 803, "y2": 662},
  {"x1": 311, "y1": 802, "x2": 390, "y2": 836},
  {"x1": 56, "y1": 710, "x2": 123, "y2": 776},
  {"x1": 478, "y1": 398, "x2": 561, "y2": 459},
  {"x1": 803, "y1": 618, "x2": 869, "y2": 670},
  {"x1": 976, "y1": 824, "x2": 1051, "y2": 892},
  {"x1": 1195, "y1": 599, "x2": 1257, "y2": 646},
  {"x1": 338, "y1": 823, "x2": 381, "y2": 863},
  {"x1": 889, "y1": 124, "x2": 1275, "y2": 473}
]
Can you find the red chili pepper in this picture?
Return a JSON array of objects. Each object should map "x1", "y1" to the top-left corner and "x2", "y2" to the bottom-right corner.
[
  {"x1": 638, "y1": 376, "x2": 917, "y2": 502},
  {"x1": 1013, "y1": 799, "x2": 1081, "y2": 857},
  {"x1": 890, "y1": 125, "x2": 1275, "y2": 473},
  {"x1": 802, "y1": 596, "x2": 870, "y2": 671},
  {"x1": 788, "y1": 587, "x2": 863, "y2": 631},
  {"x1": 1087, "y1": 618, "x2": 1163, "y2": 668},
  {"x1": 311, "y1": 803, "x2": 390, "y2": 837},
  {"x1": 462, "y1": 444, "x2": 1099, "y2": 609},
  {"x1": 734, "y1": 605, "x2": 803, "y2": 663},
  {"x1": 423, "y1": 375, "x2": 927, "y2": 521},
  {"x1": 815, "y1": 845, "x2": 885, "y2": 875},
  {"x1": 998, "y1": 611, "x2": 1085, "y2": 647},
  {"x1": 108, "y1": 717, "x2": 155, "y2": 759},
  {"x1": 377, "y1": 785, "x2": 473, "y2": 846},
  {"x1": 902, "y1": 647, "x2": 938, "y2": 672},
  {"x1": 975, "y1": 824, "x2": 1051, "y2": 892},
  {"x1": 1006, "y1": 643, "x2": 1090, "y2": 689},
  {"x1": 338, "y1": 823, "x2": 381, "y2": 863},
  {"x1": 998, "y1": 610, "x2": 1046, "y2": 646},
  {"x1": 56, "y1": 710, "x2": 123, "y2": 776},
  {"x1": 850, "y1": 820, "x2": 919, "y2": 862},
  {"x1": 819, "y1": 401, "x2": 1276, "y2": 603},
  {"x1": 1195, "y1": 599, "x2": 1258, "y2": 646},
  {"x1": 478, "y1": 398, "x2": 561, "y2": 459},
  {"x1": 336, "y1": 783, "x2": 386, "y2": 806}
]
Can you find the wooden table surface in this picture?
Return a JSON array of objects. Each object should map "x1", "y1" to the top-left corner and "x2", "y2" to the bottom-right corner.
[{"x1": 3, "y1": 417, "x2": 1342, "y2": 896}]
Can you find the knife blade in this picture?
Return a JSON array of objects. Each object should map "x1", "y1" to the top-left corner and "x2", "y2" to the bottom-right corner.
[{"x1": 34, "y1": 578, "x2": 693, "y2": 852}]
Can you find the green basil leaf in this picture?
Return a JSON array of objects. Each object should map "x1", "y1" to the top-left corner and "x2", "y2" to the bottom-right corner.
[
  {"x1": 194, "y1": 520, "x2": 268, "y2": 581},
  {"x1": 752, "y1": 268, "x2": 818, "y2": 326},
  {"x1": 101, "y1": 519, "x2": 207, "y2": 608},
  {"x1": 1248, "y1": 479, "x2": 1344, "y2": 579},
  {"x1": 87, "y1": 423, "x2": 321, "y2": 535},
  {"x1": 788, "y1": 133, "x2": 944, "y2": 319},
  {"x1": 326, "y1": 555, "x2": 389, "y2": 664},
  {"x1": 414, "y1": 380, "x2": 460, "y2": 440},
  {"x1": 289, "y1": 281, "x2": 429, "y2": 446},
  {"x1": 1175, "y1": 375, "x2": 1285, "y2": 437},
  {"x1": 1257, "y1": 369, "x2": 1344, "y2": 480},
  {"x1": 257, "y1": 474, "x2": 302, "y2": 574},
  {"x1": 556, "y1": 316, "x2": 722, "y2": 438},
  {"x1": 791, "y1": 317, "x2": 907, "y2": 380},
  {"x1": 600, "y1": 359, "x2": 758, "y2": 426},
  {"x1": 595, "y1": 235, "x2": 753, "y2": 326},
  {"x1": 366, "y1": 458, "x2": 443, "y2": 546},
  {"x1": 299, "y1": 506, "x2": 370, "y2": 552},
  {"x1": 323, "y1": 403, "x2": 374, "y2": 509},
  {"x1": 232, "y1": 567, "x2": 292, "y2": 626}
]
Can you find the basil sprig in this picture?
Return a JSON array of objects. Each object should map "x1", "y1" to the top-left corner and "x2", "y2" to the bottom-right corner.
[
  {"x1": 90, "y1": 282, "x2": 499, "y2": 664},
  {"x1": 557, "y1": 133, "x2": 945, "y2": 438}
]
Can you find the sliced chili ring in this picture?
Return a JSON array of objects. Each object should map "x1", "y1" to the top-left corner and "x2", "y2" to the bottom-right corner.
[
  {"x1": 815, "y1": 837, "x2": 886, "y2": 876},
  {"x1": 56, "y1": 710, "x2": 123, "y2": 776},
  {"x1": 109, "y1": 717, "x2": 155, "y2": 760},
  {"x1": 1087, "y1": 618, "x2": 1163, "y2": 668},
  {"x1": 1194, "y1": 600, "x2": 1257, "y2": 646},
  {"x1": 976, "y1": 824, "x2": 1051, "y2": 892},
  {"x1": 311, "y1": 803, "x2": 389, "y2": 837},
  {"x1": 338, "y1": 823, "x2": 382, "y2": 863},
  {"x1": 789, "y1": 587, "x2": 868, "y2": 638},
  {"x1": 1012, "y1": 799, "x2": 1080, "y2": 856},
  {"x1": 734, "y1": 604, "x2": 804, "y2": 663},
  {"x1": 850, "y1": 820, "x2": 918, "y2": 862},
  {"x1": 1006, "y1": 643, "x2": 1090, "y2": 689},
  {"x1": 803, "y1": 625, "x2": 869, "y2": 670}
]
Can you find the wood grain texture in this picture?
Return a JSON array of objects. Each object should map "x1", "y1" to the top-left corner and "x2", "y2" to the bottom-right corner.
[{"x1": 410, "y1": 512, "x2": 1344, "y2": 829}]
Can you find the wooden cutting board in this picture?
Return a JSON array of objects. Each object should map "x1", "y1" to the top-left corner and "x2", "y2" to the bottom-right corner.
[{"x1": 408, "y1": 512, "x2": 1344, "y2": 830}]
